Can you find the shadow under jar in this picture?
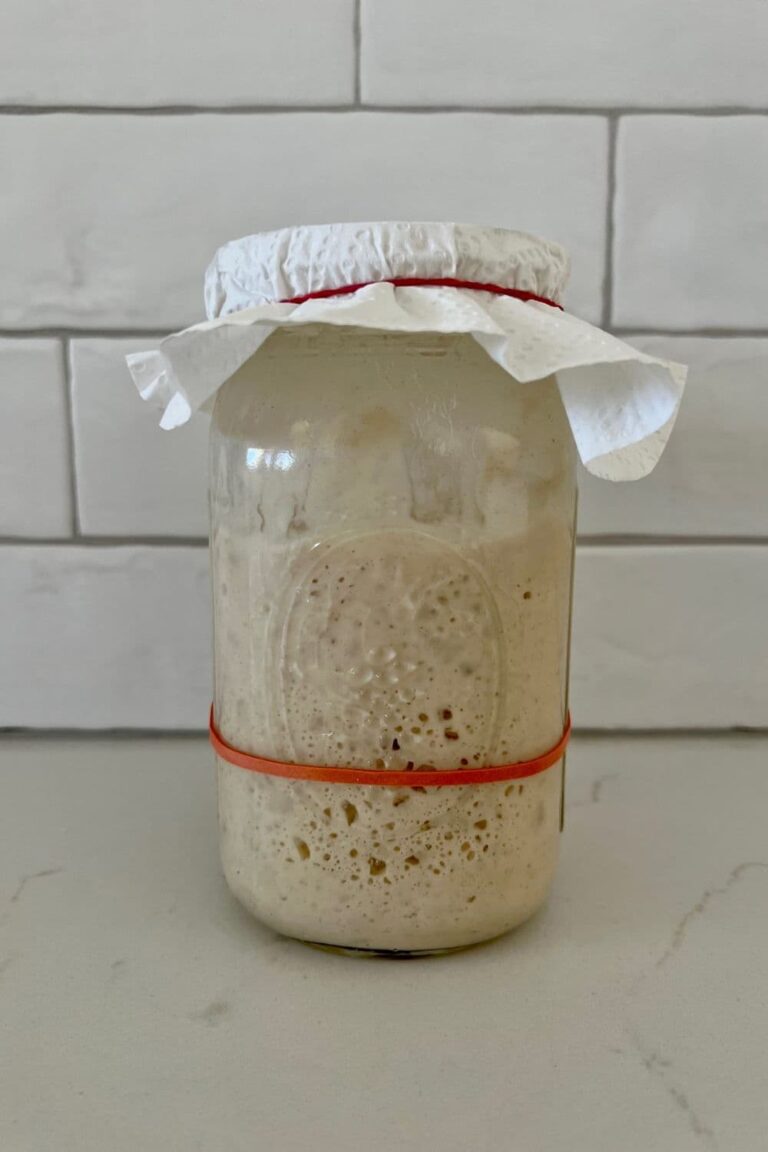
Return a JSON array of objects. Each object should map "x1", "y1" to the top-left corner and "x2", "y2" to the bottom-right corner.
[{"x1": 211, "y1": 325, "x2": 577, "y2": 955}]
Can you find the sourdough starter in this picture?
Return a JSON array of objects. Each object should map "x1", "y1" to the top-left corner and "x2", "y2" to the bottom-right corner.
[{"x1": 211, "y1": 329, "x2": 575, "y2": 952}]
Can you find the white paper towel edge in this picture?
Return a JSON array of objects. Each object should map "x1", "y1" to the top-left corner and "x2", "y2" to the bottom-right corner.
[{"x1": 126, "y1": 284, "x2": 686, "y2": 482}]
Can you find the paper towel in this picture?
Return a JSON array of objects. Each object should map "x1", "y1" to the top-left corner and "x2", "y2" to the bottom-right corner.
[{"x1": 127, "y1": 222, "x2": 686, "y2": 480}]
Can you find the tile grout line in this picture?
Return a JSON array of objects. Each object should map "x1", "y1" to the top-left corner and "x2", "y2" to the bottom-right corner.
[
  {"x1": 4, "y1": 327, "x2": 768, "y2": 341},
  {"x1": 1, "y1": 104, "x2": 767, "y2": 116},
  {"x1": 576, "y1": 535, "x2": 768, "y2": 547},
  {"x1": 0, "y1": 535, "x2": 767, "y2": 549},
  {"x1": 615, "y1": 326, "x2": 768, "y2": 339},
  {"x1": 602, "y1": 116, "x2": 618, "y2": 329},
  {"x1": 0, "y1": 536, "x2": 209, "y2": 548},
  {"x1": 0, "y1": 329, "x2": 174, "y2": 340},
  {"x1": 62, "y1": 338, "x2": 81, "y2": 537},
  {"x1": 353, "y1": 0, "x2": 362, "y2": 104},
  {"x1": 0, "y1": 726, "x2": 766, "y2": 740}
]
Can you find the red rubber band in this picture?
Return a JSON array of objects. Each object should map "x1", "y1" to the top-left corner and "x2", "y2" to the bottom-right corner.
[
  {"x1": 209, "y1": 706, "x2": 571, "y2": 788},
  {"x1": 281, "y1": 277, "x2": 563, "y2": 310}
]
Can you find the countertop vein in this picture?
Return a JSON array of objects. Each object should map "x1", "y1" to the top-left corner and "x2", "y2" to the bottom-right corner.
[{"x1": 1, "y1": 733, "x2": 767, "y2": 1152}]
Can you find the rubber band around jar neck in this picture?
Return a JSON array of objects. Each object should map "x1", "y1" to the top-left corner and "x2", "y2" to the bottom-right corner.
[
  {"x1": 209, "y1": 707, "x2": 571, "y2": 788},
  {"x1": 280, "y1": 277, "x2": 563, "y2": 310}
]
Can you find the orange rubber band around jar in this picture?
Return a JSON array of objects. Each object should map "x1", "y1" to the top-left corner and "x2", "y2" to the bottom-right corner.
[{"x1": 209, "y1": 707, "x2": 571, "y2": 788}]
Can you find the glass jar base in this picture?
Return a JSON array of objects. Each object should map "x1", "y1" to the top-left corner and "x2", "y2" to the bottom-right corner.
[{"x1": 300, "y1": 935, "x2": 502, "y2": 959}]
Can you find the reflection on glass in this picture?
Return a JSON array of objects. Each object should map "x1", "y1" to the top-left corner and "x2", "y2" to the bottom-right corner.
[{"x1": 246, "y1": 447, "x2": 295, "y2": 472}]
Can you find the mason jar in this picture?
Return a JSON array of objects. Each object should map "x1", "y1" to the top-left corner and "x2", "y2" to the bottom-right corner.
[
  {"x1": 209, "y1": 323, "x2": 577, "y2": 954},
  {"x1": 127, "y1": 222, "x2": 685, "y2": 953}
]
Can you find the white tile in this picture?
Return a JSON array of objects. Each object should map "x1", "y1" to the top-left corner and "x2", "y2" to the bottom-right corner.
[
  {"x1": 0, "y1": 340, "x2": 71, "y2": 537},
  {"x1": 613, "y1": 117, "x2": 768, "y2": 329},
  {"x1": 75, "y1": 333, "x2": 768, "y2": 542},
  {"x1": 0, "y1": 0, "x2": 354, "y2": 105},
  {"x1": 572, "y1": 546, "x2": 768, "y2": 729},
  {"x1": 578, "y1": 337, "x2": 768, "y2": 537},
  {"x1": 362, "y1": 0, "x2": 768, "y2": 108},
  {"x1": 2, "y1": 543, "x2": 764, "y2": 730},
  {"x1": 0, "y1": 546, "x2": 210, "y2": 727},
  {"x1": 0, "y1": 114, "x2": 608, "y2": 329},
  {"x1": 71, "y1": 339, "x2": 209, "y2": 537}
]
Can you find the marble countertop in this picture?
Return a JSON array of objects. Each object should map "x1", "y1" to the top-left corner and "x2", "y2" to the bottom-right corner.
[{"x1": 2, "y1": 733, "x2": 766, "y2": 1152}]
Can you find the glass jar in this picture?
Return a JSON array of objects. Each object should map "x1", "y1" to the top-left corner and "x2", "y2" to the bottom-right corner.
[{"x1": 210, "y1": 324, "x2": 577, "y2": 954}]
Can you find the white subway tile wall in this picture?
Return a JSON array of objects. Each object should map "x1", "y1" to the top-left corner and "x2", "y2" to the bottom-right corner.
[
  {"x1": 0, "y1": 114, "x2": 607, "y2": 328},
  {"x1": 0, "y1": 547, "x2": 210, "y2": 728},
  {"x1": 571, "y1": 547, "x2": 768, "y2": 729},
  {"x1": 71, "y1": 340, "x2": 209, "y2": 537},
  {"x1": 361, "y1": 0, "x2": 768, "y2": 109},
  {"x1": 0, "y1": 341, "x2": 71, "y2": 538},
  {"x1": 4, "y1": 545, "x2": 764, "y2": 730},
  {"x1": 578, "y1": 338, "x2": 768, "y2": 537},
  {"x1": 2, "y1": 2, "x2": 765, "y2": 728},
  {"x1": 0, "y1": 0, "x2": 356, "y2": 106},
  {"x1": 613, "y1": 117, "x2": 768, "y2": 329}
]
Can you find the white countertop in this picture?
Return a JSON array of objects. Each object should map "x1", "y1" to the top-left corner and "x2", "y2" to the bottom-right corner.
[{"x1": 2, "y1": 734, "x2": 766, "y2": 1152}]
